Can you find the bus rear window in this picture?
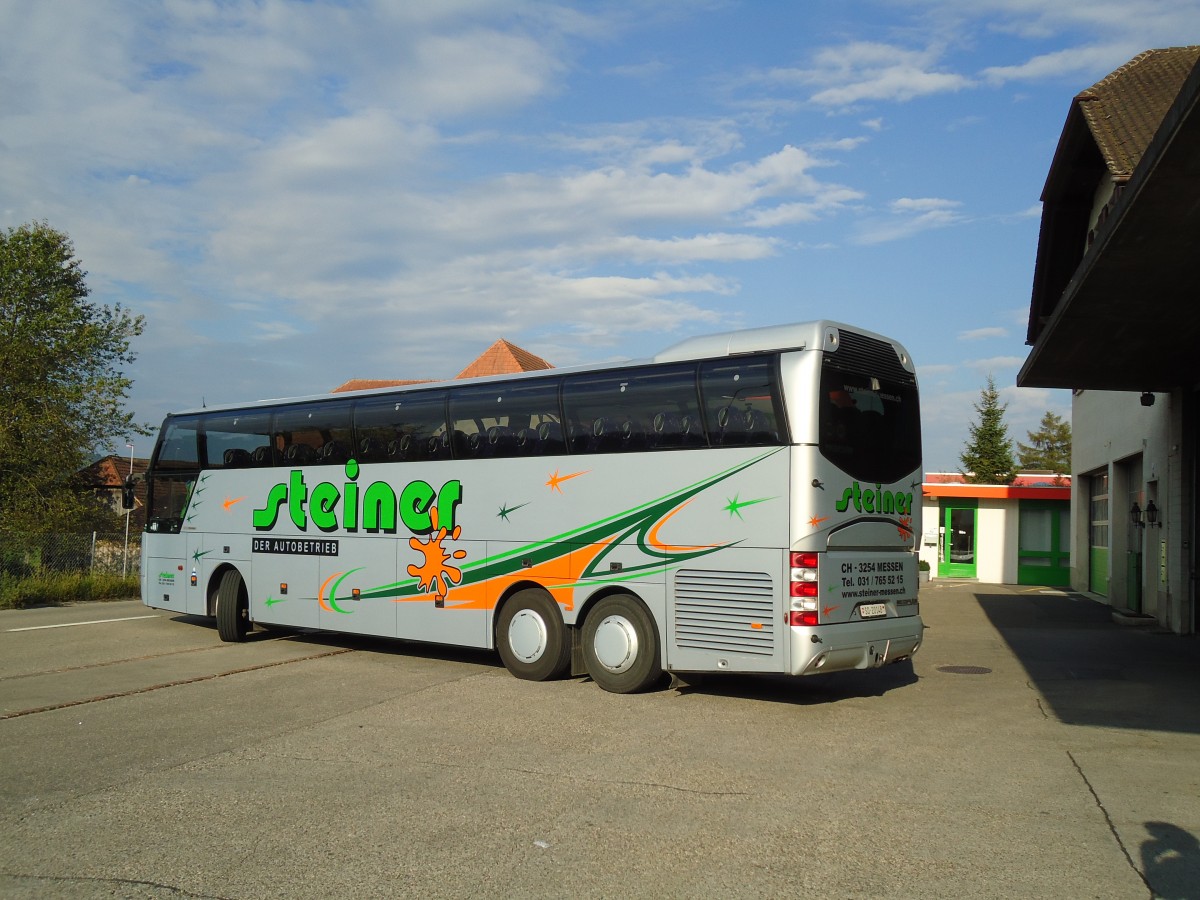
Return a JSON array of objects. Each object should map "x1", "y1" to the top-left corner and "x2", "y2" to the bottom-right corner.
[{"x1": 819, "y1": 365, "x2": 920, "y2": 484}]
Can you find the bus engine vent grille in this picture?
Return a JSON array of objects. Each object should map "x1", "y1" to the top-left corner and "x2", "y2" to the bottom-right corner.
[
  {"x1": 829, "y1": 330, "x2": 914, "y2": 384},
  {"x1": 674, "y1": 569, "x2": 775, "y2": 656}
]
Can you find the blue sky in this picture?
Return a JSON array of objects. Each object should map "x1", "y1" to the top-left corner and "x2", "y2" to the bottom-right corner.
[{"x1": 3, "y1": 1, "x2": 1196, "y2": 469}]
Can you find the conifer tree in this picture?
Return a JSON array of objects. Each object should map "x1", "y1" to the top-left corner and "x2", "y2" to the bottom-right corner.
[
  {"x1": 960, "y1": 376, "x2": 1015, "y2": 485},
  {"x1": 1017, "y1": 411, "x2": 1072, "y2": 474}
]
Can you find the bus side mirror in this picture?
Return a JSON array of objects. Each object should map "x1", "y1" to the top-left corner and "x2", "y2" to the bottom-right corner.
[{"x1": 122, "y1": 475, "x2": 142, "y2": 511}]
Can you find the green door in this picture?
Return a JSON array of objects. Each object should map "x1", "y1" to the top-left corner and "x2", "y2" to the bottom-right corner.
[
  {"x1": 939, "y1": 501, "x2": 978, "y2": 578},
  {"x1": 1088, "y1": 473, "x2": 1109, "y2": 596},
  {"x1": 1017, "y1": 500, "x2": 1071, "y2": 586}
]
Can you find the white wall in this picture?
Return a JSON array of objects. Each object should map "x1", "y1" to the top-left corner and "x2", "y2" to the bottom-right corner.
[
  {"x1": 1071, "y1": 389, "x2": 1185, "y2": 631},
  {"x1": 917, "y1": 494, "x2": 1026, "y2": 584}
]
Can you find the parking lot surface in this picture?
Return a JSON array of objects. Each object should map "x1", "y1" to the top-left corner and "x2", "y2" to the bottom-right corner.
[{"x1": 1, "y1": 581, "x2": 1198, "y2": 898}]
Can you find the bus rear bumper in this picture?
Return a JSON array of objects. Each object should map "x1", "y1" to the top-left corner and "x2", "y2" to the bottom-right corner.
[{"x1": 790, "y1": 616, "x2": 924, "y2": 676}]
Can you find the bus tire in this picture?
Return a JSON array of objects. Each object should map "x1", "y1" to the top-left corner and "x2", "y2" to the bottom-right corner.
[
  {"x1": 582, "y1": 594, "x2": 662, "y2": 693},
  {"x1": 496, "y1": 588, "x2": 571, "y2": 681},
  {"x1": 215, "y1": 569, "x2": 250, "y2": 643}
]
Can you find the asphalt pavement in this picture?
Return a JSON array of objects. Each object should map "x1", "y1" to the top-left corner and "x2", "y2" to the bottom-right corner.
[{"x1": 0, "y1": 579, "x2": 1197, "y2": 899}]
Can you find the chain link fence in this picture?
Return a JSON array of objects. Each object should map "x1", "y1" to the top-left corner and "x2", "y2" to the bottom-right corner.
[{"x1": 0, "y1": 532, "x2": 142, "y2": 578}]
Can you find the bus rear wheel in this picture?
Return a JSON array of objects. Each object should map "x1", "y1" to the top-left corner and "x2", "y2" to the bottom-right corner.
[
  {"x1": 496, "y1": 588, "x2": 571, "y2": 681},
  {"x1": 582, "y1": 594, "x2": 662, "y2": 693},
  {"x1": 215, "y1": 569, "x2": 250, "y2": 643}
]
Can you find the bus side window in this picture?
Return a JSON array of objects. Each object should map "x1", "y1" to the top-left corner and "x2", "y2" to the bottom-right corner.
[
  {"x1": 271, "y1": 401, "x2": 353, "y2": 466},
  {"x1": 699, "y1": 356, "x2": 784, "y2": 447},
  {"x1": 563, "y1": 364, "x2": 698, "y2": 454},
  {"x1": 353, "y1": 391, "x2": 449, "y2": 465},
  {"x1": 450, "y1": 379, "x2": 562, "y2": 460},
  {"x1": 201, "y1": 411, "x2": 274, "y2": 468}
]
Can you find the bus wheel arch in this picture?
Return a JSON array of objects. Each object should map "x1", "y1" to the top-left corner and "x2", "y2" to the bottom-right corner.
[
  {"x1": 212, "y1": 565, "x2": 250, "y2": 643},
  {"x1": 494, "y1": 585, "x2": 571, "y2": 681},
  {"x1": 580, "y1": 591, "x2": 663, "y2": 693}
]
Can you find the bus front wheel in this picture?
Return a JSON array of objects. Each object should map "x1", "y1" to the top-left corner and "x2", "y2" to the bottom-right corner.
[
  {"x1": 582, "y1": 594, "x2": 662, "y2": 693},
  {"x1": 496, "y1": 588, "x2": 571, "y2": 681},
  {"x1": 215, "y1": 569, "x2": 250, "y2": 643}
]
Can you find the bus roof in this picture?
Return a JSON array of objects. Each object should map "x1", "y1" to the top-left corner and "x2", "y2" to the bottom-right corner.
[{"x1": 166, "y1": 320, "x2": 909, "y2": 417}]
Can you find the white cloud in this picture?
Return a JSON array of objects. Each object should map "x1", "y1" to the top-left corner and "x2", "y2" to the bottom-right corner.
[
  {"x1": 982, "y1": 43, "x2": 1139, "y2": 85},
  {"x1": 958, "y1": 327, "x2": 1008, "y2": 341},
  {"x1": 854, "y1": 197, "x2": 965, "y2": 244},
  {"x1": 763, "y1": 41, "x2": 973, "y2": 108},
  {"x1": 962, "y1": 356, "x2": 1028, "y2": 375}
]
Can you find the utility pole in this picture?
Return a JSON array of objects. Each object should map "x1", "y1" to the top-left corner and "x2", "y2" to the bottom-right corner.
[{"x1": 123, "y1": 443, "x2": 134, "y2": 577}]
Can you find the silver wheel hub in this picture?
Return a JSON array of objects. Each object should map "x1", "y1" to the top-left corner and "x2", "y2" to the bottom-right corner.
[
  {"x1": 508, "y1": 609, "x2": 548, "y2": 663},
  {"x1": 592, "y1": 614, "x2": 638, "y2": 673}
]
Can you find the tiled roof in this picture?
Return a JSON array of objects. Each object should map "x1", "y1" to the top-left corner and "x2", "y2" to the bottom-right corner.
[
  {"x1": 456, "y1": 339, "x2": 553, "y2": 379},
  {"x1": 79, "y1": 454, "x2": 151, "y2": 488},
  {"x1": 1077, "y1": 46, "x2": 1200, "y2": 178},
  {"x1": 331, "y1": 339, "x2": 553, "y2": 393},
  {"x1": 331, "y1": 378, "x2": 432, "y2": 394}
]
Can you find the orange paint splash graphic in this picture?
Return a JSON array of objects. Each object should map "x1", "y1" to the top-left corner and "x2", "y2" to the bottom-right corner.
[{"x1": 406, "y1": 505, "x2": 467, "y2": 602}]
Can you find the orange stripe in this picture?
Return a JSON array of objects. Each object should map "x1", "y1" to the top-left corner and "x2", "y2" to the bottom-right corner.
[{"x1": 645, "y1": 500, "x2": 719, "y2": 554}]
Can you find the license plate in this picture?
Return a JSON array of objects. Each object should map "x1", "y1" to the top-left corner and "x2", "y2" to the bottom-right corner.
[{"x1": 858, "y1": 603, "x2": 887, "y2": 619}]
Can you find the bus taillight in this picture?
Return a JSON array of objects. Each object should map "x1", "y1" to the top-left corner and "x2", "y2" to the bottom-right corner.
[{"x1": 789, "y1": 551, "x2": 820, "y2": 626}]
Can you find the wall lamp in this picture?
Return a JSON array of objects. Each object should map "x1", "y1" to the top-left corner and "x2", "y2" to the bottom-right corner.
[{"x1": 1131, "y1": 500, "x2": 1161, "y2": 528}]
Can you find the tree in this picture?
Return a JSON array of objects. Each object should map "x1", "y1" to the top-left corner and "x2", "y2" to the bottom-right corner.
[
  {"x1": 0, "y1": 222, "x2": 146, "y2": 533},
  {"x1": 1017, "y1": 411, "x2": 1072, "y2": 474},
  {"x1": 960, "y1": 376, "x2": 1015, "y2": 485}
]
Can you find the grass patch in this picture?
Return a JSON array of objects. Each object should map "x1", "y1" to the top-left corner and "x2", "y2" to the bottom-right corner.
[{"x1": 0, "y1": 572, "x2": 140, "y2": 610}]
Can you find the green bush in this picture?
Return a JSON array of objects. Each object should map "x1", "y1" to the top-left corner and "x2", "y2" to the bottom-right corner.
[{"x1": 0, "y1": 572, "x2": 140, "y2": 610}]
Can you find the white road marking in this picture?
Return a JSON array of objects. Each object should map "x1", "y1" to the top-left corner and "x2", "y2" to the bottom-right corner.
[{"x1": 6, "y1": 615, "x2": 159, "y2": 633}]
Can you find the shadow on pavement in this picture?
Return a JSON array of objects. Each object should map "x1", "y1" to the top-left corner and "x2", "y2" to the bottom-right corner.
[
  {"x1": 975, "y1": 591, "x2": 1200, "y2": 734},
  {"x1": 671, "y1": 659, "x2": 918, "y2": 705},
  {"x1": 1141, "y1": 820, "x2": 1200, "y2": 900}
]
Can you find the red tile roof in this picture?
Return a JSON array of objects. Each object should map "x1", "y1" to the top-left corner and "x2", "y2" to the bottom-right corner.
[
  {"x1": 331, "y1": 378, "x2": 432, "y2": 394},
  {"x1": 456, "y1": 339, "x2": 553, "y2": 379},
  {"x1": 331, "y1": 339, "x2": 552, "y2": 393}
]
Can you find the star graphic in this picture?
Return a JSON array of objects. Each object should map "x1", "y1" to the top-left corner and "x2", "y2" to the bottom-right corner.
[
  {"x1": 723, "y1": 494, "x2": 771, "y2": 520},
  {"x1": 498, "y1": 501, "x2": 530, "y2": 521},
  {"x1": 546, "y1": 469, "x2": 587, "y2": 493}
]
